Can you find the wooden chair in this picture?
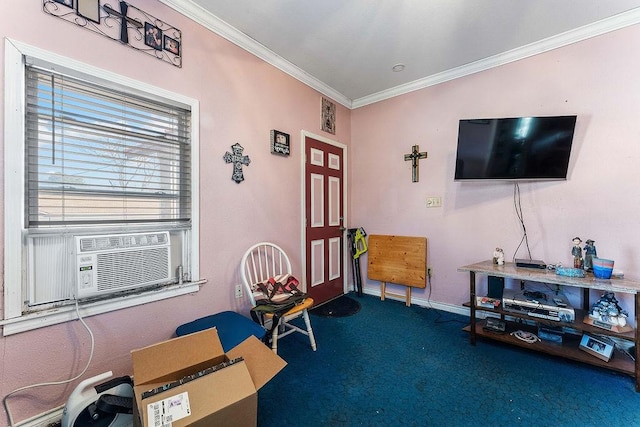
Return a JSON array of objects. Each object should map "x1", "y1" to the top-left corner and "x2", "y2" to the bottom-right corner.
[{"x1": 241, "y1": 242, "x2": 317, "y2": 354}]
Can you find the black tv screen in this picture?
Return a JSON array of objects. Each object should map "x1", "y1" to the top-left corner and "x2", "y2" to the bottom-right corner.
[{"x1": 454, "y1": 116, "x2": 577, "y2": 181}]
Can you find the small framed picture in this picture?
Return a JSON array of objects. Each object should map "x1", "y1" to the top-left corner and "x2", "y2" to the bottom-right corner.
[
  {"x1": 579, "y1": 334, "x2": 614, "y2": 362},
  {"x1": 164, "y1": 35, "x2": 180, "y2": 55},
  {"x1": 144, "y1": 22, "x2": 163, "y2": 50},
  {"x1": 270, "y1": 130, "x2": 290, "y2": 156},
  {"x1": 321, "y1": 97, "x2": 336, "y2": 135},
  {"x1": 76, "y1": 0, "x2": 100, "y2": 23}
]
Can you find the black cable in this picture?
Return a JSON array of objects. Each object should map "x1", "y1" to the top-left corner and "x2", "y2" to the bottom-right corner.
[
  {"x1": 423, "y1": 264, "x2": 466, "y2": 324},
  {"x1": 512, "y1": 183, "x2": 532, "y2": 261},
  {"x1": 428, "y1": 275, "x2": 466, "y2": 324}
]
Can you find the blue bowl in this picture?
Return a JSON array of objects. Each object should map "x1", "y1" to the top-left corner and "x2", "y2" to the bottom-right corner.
[
  {"x1": 592, "y1": 258, "x2": 614, "y2": 279},
  {"x1": 593, "y1": 264, "x2": 613, "y2": 279}
]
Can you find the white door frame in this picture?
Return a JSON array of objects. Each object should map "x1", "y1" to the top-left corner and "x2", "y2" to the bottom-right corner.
[{"x1": 300, "y1": 130, "x2": 349, "y2": 294}]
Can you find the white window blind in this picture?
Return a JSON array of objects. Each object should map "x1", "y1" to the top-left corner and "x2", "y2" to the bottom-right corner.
[
  {"x1": 25, "y1": 65, "x2": 192, "y2": 227},
  {"x1": 4, "y1": 40, "x2": 201, "y2": 333}
]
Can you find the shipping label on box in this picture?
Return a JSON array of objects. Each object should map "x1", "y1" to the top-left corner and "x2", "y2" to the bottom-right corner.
[{"x1": 147, "y1": 391, "x2": 191, "y2": 426}]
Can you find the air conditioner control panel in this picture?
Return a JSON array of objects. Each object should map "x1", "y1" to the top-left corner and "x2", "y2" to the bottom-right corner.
[{"x1": 77, "y1": 254, "x2": 97, "y2": 297}]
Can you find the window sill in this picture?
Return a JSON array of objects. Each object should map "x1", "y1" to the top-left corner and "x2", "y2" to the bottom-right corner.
[{"x1": 1, "y1": 280, "x2": 206, "y2": 336}]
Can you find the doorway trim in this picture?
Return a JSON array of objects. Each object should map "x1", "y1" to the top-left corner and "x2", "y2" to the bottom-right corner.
[{"x1": 300, "y1": 130, "x2": 349, "y2": 295}]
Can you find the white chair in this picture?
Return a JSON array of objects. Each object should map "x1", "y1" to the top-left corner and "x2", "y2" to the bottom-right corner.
[{"x1": 241, "y1": 242, "x2": 317, "y2": 354}]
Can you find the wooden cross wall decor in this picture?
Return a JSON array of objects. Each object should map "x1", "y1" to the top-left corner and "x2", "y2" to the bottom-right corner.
[
  {"x1": 223, "y1": 143, "x2": 251, "y2": 183},
  {"x1": 404, "y1": 145, "x2": 428, "y2": 182}
]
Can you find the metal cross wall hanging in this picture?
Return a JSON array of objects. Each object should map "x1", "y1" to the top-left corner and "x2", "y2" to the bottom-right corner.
[
  {"x1": 43, "y1": 0, "x2": 182, "y2": 67},
  {"x1": 223, "y1": 143, "x2": 251, "y2": 183},
  {"x1": 404, "y1": 145, "x2": 428, "y2": 182}
]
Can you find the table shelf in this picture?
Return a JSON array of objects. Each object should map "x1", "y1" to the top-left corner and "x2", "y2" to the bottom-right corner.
[
  {"x1": 459, "y1": 261, "x2": 640, "y2": 391},
  {"x1": 462, "y1": 301, "x2": 636, "y2": 342},
  {"x1": 463, "y1": 320, "x2": 635, "y2": 377}
]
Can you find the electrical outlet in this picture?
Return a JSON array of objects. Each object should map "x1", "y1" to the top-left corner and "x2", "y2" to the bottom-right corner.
[
  {"x1": 428, "y1": 267, "x2": 433, "y2": 277},
  {"x1": 235, "y1": 284, "x2": 243, "y2": 298},
  {"x1": 426, "y1": 197, "x2": 442, "y2": 208}
]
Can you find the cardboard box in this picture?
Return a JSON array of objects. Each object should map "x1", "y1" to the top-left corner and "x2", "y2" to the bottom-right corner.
[{"x1": 131, "y1": 328, "x2": 286, "y2": 426}]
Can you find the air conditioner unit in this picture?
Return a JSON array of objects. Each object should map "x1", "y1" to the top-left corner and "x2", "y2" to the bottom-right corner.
[{"x1": 75, "y1": 232, "x2": 172, "y2": 299}]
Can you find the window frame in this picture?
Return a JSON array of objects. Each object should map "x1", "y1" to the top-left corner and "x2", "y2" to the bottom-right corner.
[{"x1": 2, "y1": 38, "x2": 201, "y2": 336}]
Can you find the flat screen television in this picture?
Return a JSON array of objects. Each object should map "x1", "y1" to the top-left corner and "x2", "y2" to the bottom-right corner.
[{"x1": 454, "y1": 115, "x2": 577, "y2": 181}]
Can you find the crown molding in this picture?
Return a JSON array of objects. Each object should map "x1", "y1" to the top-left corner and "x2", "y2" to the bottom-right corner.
[
  {"x1": 159, "y1": 1, "x2": 640, "y2": 110},
  {"x1": 157, "y1": 0, "x2": 352, "y2": 108},
  {"x1": 352, "y1": 9, "x2": 640, "y2": 108}
]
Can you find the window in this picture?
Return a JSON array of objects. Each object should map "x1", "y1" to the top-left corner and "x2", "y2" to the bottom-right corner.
[
  {"x1": 25, "y1": 66, "x2": 192, "y2": 227},
  {"x1": 3, "y1": 39, "x2": 201, "y2": 335}
]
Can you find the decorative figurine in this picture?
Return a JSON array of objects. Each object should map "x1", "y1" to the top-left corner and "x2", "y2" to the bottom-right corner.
[
  {"x1": 583, "y1": 239, "x2": 597, "y2": 271},
  {"x1": 589, "y1": 292, "x2": 628, "y2": 327},
  {"x1": 571, "y1": 237, "x2": 583, "y2": 269},
  {"x1": 493, "y1": 248, "x2": 505, "y2": 266}
]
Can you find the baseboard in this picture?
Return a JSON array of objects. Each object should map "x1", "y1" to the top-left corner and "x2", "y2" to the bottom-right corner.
[
  {"x1": 14, "y1": 405, "x2": 63, "y2": 427},
  {"x1": 361, "y1": 287, "x2": 469, "y2": 317}
]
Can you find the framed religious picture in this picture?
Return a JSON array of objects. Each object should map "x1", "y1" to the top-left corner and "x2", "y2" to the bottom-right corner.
[
  {"x1": 321, "y1": 97, "x2": 336, "y2": 134},
  {"x1": 144, "y1": 22, "x2": 163, "y2": 50},
  {"x1": 76, "y1": 0, "x2": 100, "y2": 23},
  {"x1": 270, "y1": 130, "x2": 290, "y2": 156}
]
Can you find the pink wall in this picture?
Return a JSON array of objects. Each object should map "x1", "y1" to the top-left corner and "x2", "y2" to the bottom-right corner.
[
  {"x1": 351, "y1": 24, "x2": 640, "y2": 313},
  {"x1": 0, "y1": 1, "x2": 350, "y2": 422},
  {"x1": 3, "y1": 1, "x2": 640, "y2": 423}
]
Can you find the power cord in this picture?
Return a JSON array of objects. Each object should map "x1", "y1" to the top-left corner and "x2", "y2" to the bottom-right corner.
[
  {"x1": 426, "y1": 267, "x2": 433, "y2": 309},
  {"x1": 426, "y1": 271, "x2": 466, "y2": 325},
  {"x1": 512, "y1": 183, "x2": 533, "y2": 262},
  {"x1": 3, "y1": 299, "x2": 95, "y2": 427}
]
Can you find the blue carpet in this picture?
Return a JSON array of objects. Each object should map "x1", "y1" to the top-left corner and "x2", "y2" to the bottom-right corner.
[{"x1": 258, "y1": 293, "x2": 640, "y2": 426}]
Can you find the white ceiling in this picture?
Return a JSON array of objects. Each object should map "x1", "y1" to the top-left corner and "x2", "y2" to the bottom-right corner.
[{"x1": 160, "y1": 0, "x2": 640, "y2": 108}]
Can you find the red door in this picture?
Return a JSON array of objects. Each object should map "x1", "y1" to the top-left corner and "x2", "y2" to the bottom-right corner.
[{"x1": 305, "y1": 136, "x2": 344, "y2": 304}]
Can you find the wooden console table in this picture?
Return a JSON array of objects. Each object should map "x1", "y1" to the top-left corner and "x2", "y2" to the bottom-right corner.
[{"x1": 459, "y1": 260, "x2": 640, "y2": 391}]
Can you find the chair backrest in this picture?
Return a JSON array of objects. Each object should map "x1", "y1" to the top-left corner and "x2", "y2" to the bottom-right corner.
[{"x1": 241, "y1": 242, "x2": 292, "y2": 306}]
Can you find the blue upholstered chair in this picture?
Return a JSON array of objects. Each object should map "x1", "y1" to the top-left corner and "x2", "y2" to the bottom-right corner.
[{"x1": 175, "y1": 310, "x2": 266, "y2": 352}]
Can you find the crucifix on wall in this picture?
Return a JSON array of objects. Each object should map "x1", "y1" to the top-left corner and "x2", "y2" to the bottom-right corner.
[{"x1": 404, "y1": 145, "x2": 428, "y2": 182}]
